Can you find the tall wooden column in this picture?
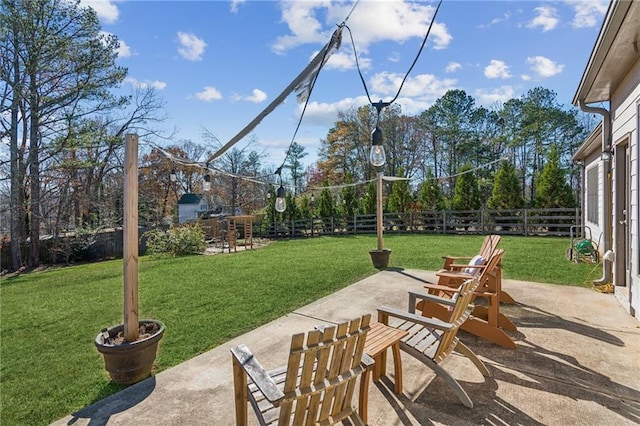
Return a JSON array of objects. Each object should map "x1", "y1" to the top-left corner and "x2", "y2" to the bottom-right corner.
[{"x1": 123, "y1": 133, "x2": 139, "y2": 341}]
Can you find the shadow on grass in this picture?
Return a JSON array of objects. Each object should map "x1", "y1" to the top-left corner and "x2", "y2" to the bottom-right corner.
[{"x1": 66, "y1": 378, "x2": 155, "y2": 426}]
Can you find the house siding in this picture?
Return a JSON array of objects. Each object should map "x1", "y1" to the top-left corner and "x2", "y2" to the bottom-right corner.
[{"x1": 610, "y1": 55, "x2": 640, "y2": 319}]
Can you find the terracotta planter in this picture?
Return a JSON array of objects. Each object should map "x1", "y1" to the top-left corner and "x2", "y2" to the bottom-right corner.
[
  {"x1": 369, "y1": 249, "x2": 392, "y2": 269},
  {"x1": 95, "y1": 319, "x2": 165, "y2": 385}
]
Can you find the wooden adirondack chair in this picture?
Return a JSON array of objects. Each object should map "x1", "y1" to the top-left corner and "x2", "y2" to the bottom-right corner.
[
  {"x1": 439, "y1": 234, "x2": 515, "y2": 304},
  {"x1": 377, "y1": 278, "x2": 490, "y2": 408},
  {"x1": 441, "y1": 234, "x2": 501, "y2": 272},
  {"x1": 231, "y1": 314, "x2": 374, "y2": 426},
  {"x1": 424, "y1": 249, "x2": 518, "y2": 349}
]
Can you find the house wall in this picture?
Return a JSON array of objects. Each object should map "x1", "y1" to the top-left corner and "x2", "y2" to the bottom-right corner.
[{"x1": 611, "y1": 55, "x2": 640, "y2": 319}]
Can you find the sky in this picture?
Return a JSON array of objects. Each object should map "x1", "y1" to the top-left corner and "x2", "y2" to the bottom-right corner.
[{"x1": 84, "y1": 0, "x2": 610, "y2": 170}]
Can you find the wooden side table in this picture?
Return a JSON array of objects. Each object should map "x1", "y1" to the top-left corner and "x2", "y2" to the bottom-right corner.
[{"x1": 359, "y1": 321, "x2": 408, "y2": 424}]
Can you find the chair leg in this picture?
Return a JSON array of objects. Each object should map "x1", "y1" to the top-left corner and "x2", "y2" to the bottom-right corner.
[
  {"x1": 461, "y1": 318, "x2": 517, "y2": 349},
  {"x1": 455, "y1": 341, "x2": 490, "y2": 377},
  {"x1": 500, "y1": 290, "x2": 517, "y2": 304},
  {"x1": 422, "y1": 357, "x2": 474, "y2": 408},
  {"x1": 232, "y1": 356, "x2": 248, "y2": 426},
  {"x1": 358, "y1": 365, "x2": 372, "y2": 425},
  {"x1": 472, "y1": 306, "x2": 517, "y2": 331}
]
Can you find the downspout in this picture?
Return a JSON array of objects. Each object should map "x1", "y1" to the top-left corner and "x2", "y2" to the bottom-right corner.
[{"x1": 579, "y1": 99, "x2": 612, "y2": 284}]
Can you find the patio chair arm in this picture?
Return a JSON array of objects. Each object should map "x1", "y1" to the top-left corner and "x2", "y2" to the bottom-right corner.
[
  {"x1": 423, "y1": 283, "x2": 460, "y2": 293},
  {"x1": 377, "y1": 305, "x2": 453, "y2": 331},
  {"x1": 408, "y1": 289, "x2": 456, "y2": 309},
  {"x1": 448, "y1": 262, "x2": 488, "y2": 271},
  {"x1": 442, "y1": 255, "x2": 473, "y2": 261},
  {"x1": 436, "y1": 269, "x2": 474, "y2": 279},
  {"x1": 231, "y1": 344, "x2": 285, "y2": 404},
  {"x1": 361, "y1": 353, "x2": 375, "y2": 368}
]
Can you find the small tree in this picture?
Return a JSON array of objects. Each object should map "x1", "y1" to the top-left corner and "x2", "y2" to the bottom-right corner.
[
  {"x1": 535, "y1": 146, "x2": 576, "y2": 208},
  {"x1": 318, "y1": 186, "x2": 335, "y2": 232},
  {"x1": 360, "y1": 181, "x2": 377, "y2": 215},
  {"x1": 339, "y1": 175, "x2": 358, "y2": 219},
  {"x1": 387, "y1": 169, "x2": 413, "y2": 213},
  {"x1": 487, "y1": 161, "x2": 524, "y2": 210},
  {"x1": 419, "y1": 169, "x2": 445, "y2": 211},
  {"x1": 452, "y1": 164, "x2": 481, "y2": 210}
]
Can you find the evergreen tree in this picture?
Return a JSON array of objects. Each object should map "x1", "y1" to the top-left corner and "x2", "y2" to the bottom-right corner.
[
  {"x1": 419, "y1": 169, "x2": 445, "y2": 210},
  {"x1": 360, "y1": 181, "x2": 377, "y2": 215},
  {"x1": 318, "y1": 186, "x2": 335, "y2": 218},
  {"x1": 387, "y1": 168, "x2": 413, "y2": 213},
  {"x1": 487, "y1": 161, "x2": 524, "y2": 209},
  {"x1": 452, "y1": 164, "x2": 481, "y2": 210},
  {"x1": 298, "y1": 195, "x2": 313, "y2": 220},
  {"x1": 535, "y1": 146, "x2": 576, "y2": 208},
  {"x1": 262, "y1": 186, "x2": 277, "y2": 234},
  {"x1": 284, "y1": 192, "x2": 299, "y2": 221},
  {"x1": 339, "y1": 175, "x2": 357, "y2": 219}
]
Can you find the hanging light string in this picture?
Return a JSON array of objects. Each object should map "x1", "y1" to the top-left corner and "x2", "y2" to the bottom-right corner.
[
  {"x1": 346, "y1": 0, "x2": 443, "y2": 108},
  {"x1": 272, "y1": 0, "x2": 365, "y2": 181},
  {"x1": 144, "y1": 138, "x2": 507, "y2": 194}
]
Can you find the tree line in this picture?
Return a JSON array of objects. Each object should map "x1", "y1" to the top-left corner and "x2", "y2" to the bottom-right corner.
[{"x1": 1, "y1": 0, "x2": 593, "y2": 272}]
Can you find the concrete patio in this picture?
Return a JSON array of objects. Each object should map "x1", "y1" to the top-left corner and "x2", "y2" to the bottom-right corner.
[{"x1": 54, "y1": 269, "x2": 640, "y2": 425}]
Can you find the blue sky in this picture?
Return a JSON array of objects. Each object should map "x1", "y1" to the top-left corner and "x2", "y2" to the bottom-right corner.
[{"x1": 86, "y1": 0, "x2": 609, "y2": 169}]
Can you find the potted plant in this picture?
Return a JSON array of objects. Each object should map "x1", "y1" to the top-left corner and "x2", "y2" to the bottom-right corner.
[{"x1": 95, "y1": 134, "x2": 165, "y2": 385}]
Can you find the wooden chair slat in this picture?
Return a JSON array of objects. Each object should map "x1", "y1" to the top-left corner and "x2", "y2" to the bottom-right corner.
[{"x1": 231, "y1": 314, "x2": 371, "y2": 425}]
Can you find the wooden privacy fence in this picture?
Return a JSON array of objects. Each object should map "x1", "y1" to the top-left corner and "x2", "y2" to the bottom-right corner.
[
  {"x1": 0, "y1": 208, "x2": 579, "y2": 269},
  {"x1": 255, "y1": 208, "x2": 581, "y2": 239}
]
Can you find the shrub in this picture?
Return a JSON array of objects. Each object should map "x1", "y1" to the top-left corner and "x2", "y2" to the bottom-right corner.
[{"x1": 144, "y1": 224, "x2": 206, "y2": 256}]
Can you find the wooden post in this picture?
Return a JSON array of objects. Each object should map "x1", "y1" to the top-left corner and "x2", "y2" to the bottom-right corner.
[
  {"x1": 376, "y1": 172, "x2": 383, "y2": 251},
  {"x1": 123, "y1": 133, "x2": 139, "y2": 342}
]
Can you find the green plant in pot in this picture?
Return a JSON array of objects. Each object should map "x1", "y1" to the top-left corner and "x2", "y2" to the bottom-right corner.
[{"x1": 95, "y1": 134, "x2": 164, "y2": 385}]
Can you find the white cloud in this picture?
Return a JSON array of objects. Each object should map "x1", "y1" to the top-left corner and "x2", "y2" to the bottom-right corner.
[
  {"x1": 124, "y1": 77, "x2": 166, "y2": 90},
  {"x1": 116, "y1": 39, "x2": 131, "y2": 58},
  {"x1": 230, "y1": 0, "x2": 245, "y2": 14},
  {"x1": 80, "y1": 0, "x2": 119, "y2": 24},
  {"x1": 324, "y1": 50, "x2": 371, "y2": 71},
  {"x1": 195, "y1": 86, "x2": 223, "y2": 102},
  {"x1": 564, "y1": 0, "x2": 608, "y2": 28},
  {"x1": 484, "y1": 60, "x2": 511, "y2": 79},
  {"x1": 271, "y1": 1, "x2": 451, "y2": 53},
  {"x1": 527, "y1": 56, "x2": 564, "y2": 77},
  {"x1": 445, "y1": 62, "x2": 462, "y2": 73},
  {"x1": 475, "y1": 86, "x2": 516, "y2": 107},
  {"x1": 177, "y1": 32, "x2": 207, "y2": 61},
  {"x1": 369, "y1": 72, "x2": 457, "y2": 103},
  {"x1": 388, "y1": 52, "x2": 401, "y2": 63},
  {"x1": 527, "y1": 6, "x2": 558, "y2": 32},
  {"x1": 244, "y1": 89, "x2": 267, "y2": 103}
]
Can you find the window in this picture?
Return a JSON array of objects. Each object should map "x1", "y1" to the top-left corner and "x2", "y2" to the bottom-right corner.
[{"x1": 586, "y1": 165, "x2": 599, "y2": 224}]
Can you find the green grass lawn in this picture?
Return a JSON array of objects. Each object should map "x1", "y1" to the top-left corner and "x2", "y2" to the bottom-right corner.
[{"x1": 0, "y1": 235, "x2": 597, "y2": 425}]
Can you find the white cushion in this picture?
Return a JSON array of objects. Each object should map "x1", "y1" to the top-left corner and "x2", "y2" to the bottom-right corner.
[{"x1": 464, "y1": 255, "x2": 485, "y2": 275}]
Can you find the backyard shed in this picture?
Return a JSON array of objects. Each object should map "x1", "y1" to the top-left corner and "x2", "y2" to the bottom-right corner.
[{"x1": 178, "y1": 193, "x2": 209, "y2": 224}]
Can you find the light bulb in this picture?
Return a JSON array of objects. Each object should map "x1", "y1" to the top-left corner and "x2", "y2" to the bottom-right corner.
[
  {"x1": 203, "y1": 174, "x2": 211, "y2": 192},
  {"x1": 275, "y1": 186, "x2": 286, "y2": 212},
  {"x1": 370, "y1": 126, "x2": 386, "y2": 167},
  {"x1": 370, "y1": 144, "x2": 386, "y2": 167},
  {"x1": 170, "y1": 169, "x2": 177, "y2": 182}
]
